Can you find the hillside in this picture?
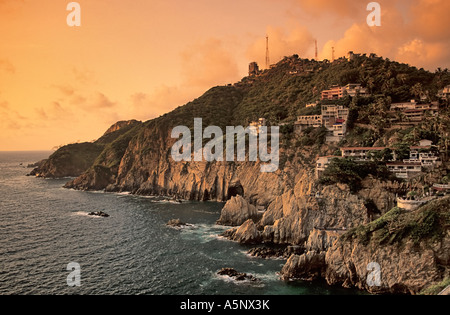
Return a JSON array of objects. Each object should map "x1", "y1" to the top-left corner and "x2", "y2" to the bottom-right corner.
[{"x1": 29, "y1": 119, "x2": 142, "y2": 178}]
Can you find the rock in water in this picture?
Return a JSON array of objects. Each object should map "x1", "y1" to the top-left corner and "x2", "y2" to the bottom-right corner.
[
  {"x1": 217, "y1": 268, "x2": 259, "y2": 282},
  {"x1": 167, "y1": 219, "x2": 186, "y2": 227},
  {"x1": 88, "y1": 211, "x2": 110, "y2": 218},
  {"x1": 221, "y1": 219, "x2": 261, "y2": 244},
  {"x1": 216, "y1": 195, "x2": 257, "y2": 226}
]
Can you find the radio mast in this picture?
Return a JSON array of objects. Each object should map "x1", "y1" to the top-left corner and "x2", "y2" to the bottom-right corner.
[{"x1": 315, "y1": 40, "x2": 318, "y2": 60}]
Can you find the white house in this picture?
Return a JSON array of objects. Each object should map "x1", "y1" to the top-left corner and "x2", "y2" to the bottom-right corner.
[
  {"x1": 387, "y1": 162, "x2": 422, "y2": 179},
  {"x1": 341, "y1": 147, "x2": 388, "y2": 161},
  {"x1": 438, "y1": 85, "x2": 450, "y2": 99},
  {"x1": 249, "y1": 118, "x2": 267, "y2": 135},
  {"x1": 316, "y1": 156, "x2": 341, "y2": 177}
]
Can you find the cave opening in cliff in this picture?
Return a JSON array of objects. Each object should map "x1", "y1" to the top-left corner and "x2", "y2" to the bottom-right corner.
[{"x1": 227, "y1": 183, "x2": 244, "y2": 200}]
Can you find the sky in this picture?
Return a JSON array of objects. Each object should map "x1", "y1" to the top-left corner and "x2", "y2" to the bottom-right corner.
[{"x1": 0, "y1": 0, "x2": 449, "y2": 151}]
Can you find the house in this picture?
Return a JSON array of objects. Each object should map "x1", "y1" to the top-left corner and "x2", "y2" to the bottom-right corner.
[
  {"x1": 437, "y1": 85, "x2": 450, "y2": 99},
  {"x1": 389, "y1": 101, "x2": 439, "y2": 123},
  {"x1": 390, "y1": 100, "x2": 419, "y2": 111},
  {"x1": 294, "y1": 115, "x2": 322, "y2": 133},
  {"x1": 397, "y1": 197, "x2": 427, "y2": 211},
  {"x1": 418, "y1": 139, "x2": 433, "y2": 147},
  {"x1": 342, "y1": 84, "x2": 370, "y2": 98},
  {"x1": 294, "y1": 105, "x2": 350, "y2": 141},
  {"x1": 432, "y1": 184, "x2": 450, "y2": 193},
  {"x1": 321, "y1": 105, "x2": 349, "y2": 128},
  {"x1": 248, "y1": 62, "x2": 260, "y2": 76},
  {"x1": 321, "y1": 84, "x2": 369, "y2": 100},
  {"x1": 321, "y1": 86, "x2": 343, "y2": 100},
  {"x1": 249, "y1": 118, "x2": 266, "y2": 135},
  {"x1": 316, "y1": 156, "x2": 341, "y2": 178},
  {"x1": 387, "y1": 162, "x2": 422, "y2": 179},
  {"x1": 326, "y1": 123, "x2": 347, "y2": 143},
  {"x1": 405, "y1": 141, "x2": 441, "y2": 168},
  {"x1": 306, "y1": 101, "x2": 319, "y2": 108},
  {"x1": 341, "y1": 147, "x2": 388, "y2": 161}
]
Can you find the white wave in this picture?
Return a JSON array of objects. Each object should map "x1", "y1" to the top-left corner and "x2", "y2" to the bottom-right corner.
[
  {"x1": 214, "y1": 273, "x2": 266, "y2": 287},
  {"x1": 71, "y1": 211, "x2": 102, "y2": 218}
]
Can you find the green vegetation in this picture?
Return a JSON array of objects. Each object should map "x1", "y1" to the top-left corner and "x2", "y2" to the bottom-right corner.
[
  {"x1": 342, "y1": 197, "x2": 450, "y2": 246},
  {"x1": 94, "y1": 123, "x2": 143, "y2": 168},
  {"x1": 47, "y1": 142, "x2": 105, "y2": 175},
  {"x1": 419, "y1": 277, "x2": 450, "y2": 295},
  {"x1": 319, "y1": 158, "x2": 392, "y2": 192}
]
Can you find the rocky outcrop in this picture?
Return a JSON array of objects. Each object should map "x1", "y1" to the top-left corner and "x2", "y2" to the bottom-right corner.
[
  {"x1": 260, "y1": 181, "x2": 371, "y2": 245},
  {"x1": 279, "y1": 228, "x2": 342, "y2": 281},
  {"x1": 30, "y1": 120, "x2": 141, "y2": 179},
  {"x1": 217, "y1": 268, "x2": 259, "y2": 282},
  {"x1": 88, "y1": 211, "x2": 110, "y2": 218},
  {"x1": 280, "y1": 251, "x2": 327, "y2": 281},
  {"x1": 221, "y1": 219, "x2": 262, "y2": 244},
  {"x1": 324, "y1": 237, "x2": 447, "y2": 294},
  {"x1": 102, "y1": 120, "x2": 140, "y2": 136},
  {"x1": 216, "y1": 195, "x2": 258, "y2": 226},
  {"x1": 281, "y1": 197, "x2": 450, "y2": 295},
  {"x1": 64, "y1": 165, "x2": 116, "y2": 191},
  {"x1": 247, "y1": 245, "x2": 304, "y2": 259},
  {"x1": 29, "y1": 142, "x2": 104, "y2": 178}
]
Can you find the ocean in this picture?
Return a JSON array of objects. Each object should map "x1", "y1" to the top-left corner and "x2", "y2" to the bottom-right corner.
[{"x1": 0, "y1": 151, "x2": 356, "y2": 295}]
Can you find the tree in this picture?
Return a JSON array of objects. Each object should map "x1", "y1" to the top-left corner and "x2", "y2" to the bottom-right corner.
[{"x1": 410, "y1": 83, "x2": 424, "y2": 99}]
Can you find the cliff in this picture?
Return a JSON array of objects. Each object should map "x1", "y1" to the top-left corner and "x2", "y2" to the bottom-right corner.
[
  {"x1": 30, "y1": 120, "x2": 141, "y2": 179},
  {"x1": 281, "y1": 197, "x2": 450, "y2": 295}
]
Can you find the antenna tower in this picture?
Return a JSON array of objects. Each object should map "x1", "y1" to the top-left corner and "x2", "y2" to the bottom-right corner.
[
  {"x1": 265, "y1": 35, "x2": 270, "y2": 69},
  {"x1": 315, "y1": 40, "x2": 318, "y2": 60},
  {"x1": 331, "y1": 47, "x2": 335, "y2": 62}
]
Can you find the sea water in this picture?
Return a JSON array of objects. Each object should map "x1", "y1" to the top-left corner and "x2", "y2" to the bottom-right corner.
[{"x1": 0, "y1": 151, "x2": 357, "y2": 295}]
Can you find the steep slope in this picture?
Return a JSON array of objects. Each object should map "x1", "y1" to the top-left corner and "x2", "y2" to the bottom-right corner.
[{"x1": 29, "y1": 120, "x2": 141, "y2": 178}]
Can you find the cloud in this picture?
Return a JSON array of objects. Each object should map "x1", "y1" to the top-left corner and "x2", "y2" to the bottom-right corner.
[
  {"x1": 72, "y1": 67, "x2": 97, "y2": 86},
  {"x1": 180, "y1": 38, "x2": 240, "y2": 88},
  {"x1": 409, "y1": 0, "x2": 450, "y2": 42},
  {"x1": 52, "y1": 84, "x2": 75, "y2": 96},
  {"x1": 0, "y1": 101, "x2": 27, "y2": 130},
  {"x1": 292, "y1": 0, "x2": 365, "y2": 18},
  {"x1": 129, "y1": 84, "x2": 198, "y2": 121},
  {"x1": 0, "y1": 59, "x2": 15, "y2": 74},
  {"x1": 247, "y1": 24, "x2": 314, "y2": 66},
  {"x1": 314, "y1": 0, "x2": 450, "y2": 70},
  {"x1": 91, "y1": 92, "x2": 116, "y2": 109}
]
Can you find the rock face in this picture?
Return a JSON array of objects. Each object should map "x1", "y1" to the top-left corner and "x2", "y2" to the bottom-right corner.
[
  {"x1": 29, "y1": 143, "x2": 104, "y2": 178},
  {"x1": 221, "y1": 219, "x2": 261, "y2": 244},
  {"x1": 102, "y1": 120, "x2": 140, "y2": 136},
  {"x1": 281, "y1": 251, "x2": 326, "y2": 281},
  {"x1": 281, "y1": 197, "x2": 450, "y2": 295},
  {"x1": 30, "y1": 120, "x2": 141, "y2": 179},
  {"x1": 259, "y1": 180, "x2": 371, "y2": 246},
  {"x1": 216, "y1": 195, "x2": 258, "y2": 226}
]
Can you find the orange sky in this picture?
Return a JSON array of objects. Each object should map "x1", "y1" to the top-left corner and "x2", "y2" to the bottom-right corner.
[{"x1": 0, "y1": 0, "x2": 449, "y2": 151}]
